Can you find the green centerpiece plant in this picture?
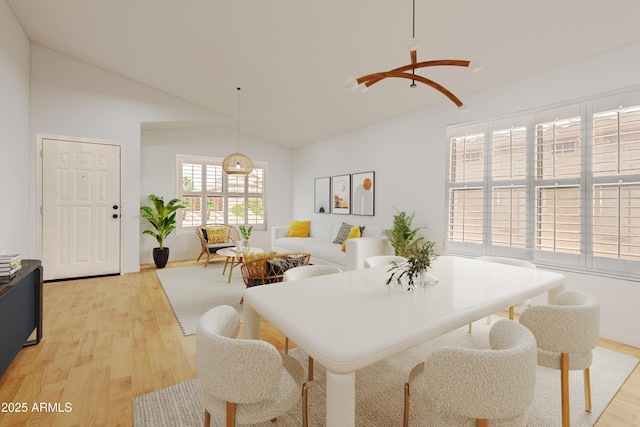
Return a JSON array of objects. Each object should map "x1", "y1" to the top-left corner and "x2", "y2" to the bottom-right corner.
[
  {"x1": 384, "y1": 209, "x2": 438, "y2": 289},
  {"x1": 386, "y1": 240, "x2": 438, "y2": 289}
]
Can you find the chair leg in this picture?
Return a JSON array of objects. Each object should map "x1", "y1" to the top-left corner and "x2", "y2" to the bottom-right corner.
[
  {"x1": 301, "y1": 382, "x2": 308, "y2": 427},
  {"x1": 477, "y1": 419, "x2": 488, "y2": 427},
  {"x1": 308, "y1": 356, "x2": 314, "y2": 381},
  {"x1": 468, "y1": 322, "x2": 472, "y2": 334},
  {"x1": 226, "y1": 401, "x2": 235, "y2": 427},
  {"x1": 204, "y1": 409, "x2": 211, "y2": 427},
  {"x1": 584, "y1": 367, "x2": 592, "y2": 412},
  {"x1": 403, "y1": 382, "x2": 410, "y2": 427},
  {"x1": 509, "y1": 306, "x2": 515, "y2": 320},
  {"x1": 561, "y1": 352, "x2": 570, "y2": 427},
  {"x1": 285, "y1": 337, "x2": 289, "y2": 354}
]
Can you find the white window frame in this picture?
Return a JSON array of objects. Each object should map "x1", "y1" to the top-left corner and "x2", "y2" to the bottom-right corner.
[
  {"x1": 445, "y1": 89, "x2": 640, "y2": 281},
  {"x1": 176, "y1": 154, "x2": 267, "y2": 234}
]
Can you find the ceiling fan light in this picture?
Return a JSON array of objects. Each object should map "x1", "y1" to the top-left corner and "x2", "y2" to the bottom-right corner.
[
  {"x1": 344, "y1": 77, "x2": 359, "y2": 91},
  {"x1": 357, "y1": 83, "x2": 368, "y2": 93},
  {"x1": 406, "y1": 37, "x2": 419, "y2": 52},
  {"x1": 458, "y1": 104, "x2": 470, "y2": 114},
  {"x1": 469, "y1": 59, "x2": 483, "y2": 72}
]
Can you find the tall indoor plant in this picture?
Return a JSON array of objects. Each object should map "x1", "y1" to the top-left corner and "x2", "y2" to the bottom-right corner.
[
  {"x1": 384, "y1": 209, "x2": 424, "y2": 257},
  {"x1": 140, "y1": 194, "x2": 185, "y2": 268}
]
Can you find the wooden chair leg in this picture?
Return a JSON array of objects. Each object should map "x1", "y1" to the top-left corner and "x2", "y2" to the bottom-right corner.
[
  {"x1": 584, "y1": 367, "x2": 592, "y2": 412},
  {"x1": 509, "y1": 306, "x2": 515, "y2": 320},
  {"x1": 284, "y1": 337, "x2": 289, "y2": 354},
  {"x1": 477, "y1": 419, "x2": 488, "y2": 427},
  {"x1": 308, "y1": 356, "x2": 314, "y2": 381},
  {"x1": 468, "y1": 322, "x2": 473, "y2": 333},
  {"x1": 204, "y1": 409, "x2": 211, "y2": 427},
  {"x1": 561, "y1": 353, "x2": 570, "y2": 427},
  {"x1": 226, "y1": 401, "x2": 235, "y2": 427},
  {"x1": 403, "y1": 382, "x2": 410, "y2": 427},
  {"x1": 302, "y1": 383, "x2": 308, "y2": 427}
]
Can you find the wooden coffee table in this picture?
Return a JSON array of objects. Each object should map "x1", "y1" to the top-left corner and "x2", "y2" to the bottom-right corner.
[{"x1": 216, "y1": 247, "x2": 263, "y2": 283}]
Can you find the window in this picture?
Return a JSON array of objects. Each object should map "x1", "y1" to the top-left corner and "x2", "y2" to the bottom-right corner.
[
  {"x1": 445, "y1": 91, "x2": 640, "y2": 279},
  {"x1": 178, "y1": 155, "x2": 267, "y2": 232},
  {"x1": 448, "y1": 133, "x2": 485, "y2": 245}
]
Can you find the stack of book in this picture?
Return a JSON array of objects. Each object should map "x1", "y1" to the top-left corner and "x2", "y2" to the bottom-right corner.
[{"x1": 0, "y1": 254, "x2": 22, "y2": 282}]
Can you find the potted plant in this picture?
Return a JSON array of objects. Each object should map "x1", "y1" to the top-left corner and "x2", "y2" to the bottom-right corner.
[
  {"x1": 140, "y1": 194, "x2": 185, "y2": 268},
  {"x1": 238, "y1": 225, "x2": 253, "y2": 251},
  {"x1": 384, "y1": 209, "x2": 424, "y2": 257},
  {"x1": 386, "y1": 240, "x2": 438, "y2": 290}
]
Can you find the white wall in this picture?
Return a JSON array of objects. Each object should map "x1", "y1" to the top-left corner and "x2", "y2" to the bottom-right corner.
[
  {"x1": 0, "y1": 1, "x2": 31, "y2": 256},
  {"x1": 292, "y1": 41, "x2": 640, "y2": 348},
  {"x1": 140, "y1": 126, "x2": 292, "y2": 264},
  {"x1": 30, "y1": 45, "x2": 226, "y2": 273}
]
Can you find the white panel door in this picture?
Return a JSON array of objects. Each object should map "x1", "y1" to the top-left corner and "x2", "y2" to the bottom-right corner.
[{"x1": 42, "y1": 138, "x2": 121, "y2": 280}]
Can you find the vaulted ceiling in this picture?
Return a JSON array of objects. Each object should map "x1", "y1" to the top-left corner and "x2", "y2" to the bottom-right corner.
[{"x1": 8, "y1": 0, "x2": 640, "y2": 147}]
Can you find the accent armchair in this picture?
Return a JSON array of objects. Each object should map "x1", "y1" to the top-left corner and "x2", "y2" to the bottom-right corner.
[
  {"x1": 403, "y1": 319, "x2": 537, "y2": 427},
  {"x1": 519, "y1": 290, "x2": 600, "y2": 427},
  {"x1": 196, "y1": 305, "x2": 308, "y2": 427},
  {"x1": 196, "y1": 224, "x2": 240, "y2": 267}
]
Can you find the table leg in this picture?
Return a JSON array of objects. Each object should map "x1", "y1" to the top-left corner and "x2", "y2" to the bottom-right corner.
[
  {"x1": 222, "y1": 256, "x2": 231, "y2": 275},
  {"x1": 326, "y1": 370, "x2": 356, "y2": 427},
  {"x1": 243, "y1": 303, "x2": 261, "y2": 340}
]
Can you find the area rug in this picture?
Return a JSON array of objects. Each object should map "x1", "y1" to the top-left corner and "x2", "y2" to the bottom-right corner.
[
  {"x1": 133, "y1": 322, "x2": 639, "y2": 426},
  {"x1": 155, "y1": 263, "x2": 245, "y2": 336}
]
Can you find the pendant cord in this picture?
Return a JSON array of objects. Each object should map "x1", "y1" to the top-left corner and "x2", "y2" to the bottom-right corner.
[
  {"x1": 412, "y1": 0, "x2": 415, "y2": 38},
  {"x1": 236, "y1": 87, "x2": 241, "y2": 151},
  {"x1": 411, "y1": 0, "x2": 416, "y2": 85}
]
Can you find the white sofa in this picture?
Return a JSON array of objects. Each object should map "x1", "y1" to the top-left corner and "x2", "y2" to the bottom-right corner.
[{"x1": 271, "y1": 221, "x2": 392, "y2": 270}]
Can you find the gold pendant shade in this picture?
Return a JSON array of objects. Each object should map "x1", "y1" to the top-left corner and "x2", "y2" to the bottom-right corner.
[
  {"x1": 223, "y1": 87, "x2": 253, "y2": 175},
  {"x1": 222, "y1": 152, "x2": 253, "y2": 175}
]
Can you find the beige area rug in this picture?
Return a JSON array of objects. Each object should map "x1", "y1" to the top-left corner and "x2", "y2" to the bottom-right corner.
[
  {"x1": 156, "y1": 263, "x2": 245, "y2": 336},
  {"x1": 133, "y1": 322, "x2": 639, "y2": 426}
]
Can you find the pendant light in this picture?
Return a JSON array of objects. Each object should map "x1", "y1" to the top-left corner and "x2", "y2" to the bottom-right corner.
[
  {"x1": 345, "y1": 0, "x2": 481, "y2": 112},
  {"x1": 223, "y1": 87, "x2": 253, "y2": 175}
]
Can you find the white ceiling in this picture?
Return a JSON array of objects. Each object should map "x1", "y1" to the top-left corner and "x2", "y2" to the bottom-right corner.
[{"x1": 8, "y1": 0, "x2": 640, "y2": 148}]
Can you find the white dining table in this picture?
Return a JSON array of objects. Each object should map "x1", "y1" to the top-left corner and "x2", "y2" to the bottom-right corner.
[{"x1": 243, "y1": 255, "x2": 565, "y2": 427}]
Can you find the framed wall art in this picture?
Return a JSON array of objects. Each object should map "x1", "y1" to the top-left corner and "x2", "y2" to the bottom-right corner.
[
  {"x1": 351, "y1": 171, "x2": 375, "y2": 216},
  {"x1": 314, "y1": 177, "x2": 331, "y2": 214},
  {"x1": 331, "y1": 174, "x2": 351, "y2": 214}
]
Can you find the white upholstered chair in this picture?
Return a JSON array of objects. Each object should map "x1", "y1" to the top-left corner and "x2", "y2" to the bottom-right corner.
[
  {"x1": 196, "y1": 305, "x2": 308, "y2": 427},
  {"x1": 282, "y1": 264, "x2": 342, "y2": 380},
  {"x1": 403, "y1": 319, "x2": 537, "y2": 427},
  {"x1": 519, "y1": 290, "x2": 600, "y2": 427},
  {"x1": 283, "y1": 264, "x2": 342, "y2": 281},
  {"x1": 469, "y1": 256, "x2": 536, "y2": 333},
  {"x1": 364, "y1": 255, "x2": 408, "y2": 268}
]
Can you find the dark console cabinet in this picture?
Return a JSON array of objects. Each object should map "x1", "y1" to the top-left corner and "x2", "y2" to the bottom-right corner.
[{"x1": 0, "y1": 260, "x2": 43, "y2": 377}]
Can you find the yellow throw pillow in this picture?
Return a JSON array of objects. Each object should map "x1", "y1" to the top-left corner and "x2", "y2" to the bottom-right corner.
[
  {"x1": 287, "y1": 219, "x2": 311, "y2": 237},
  {"x1": 242, "y1": 251, "x2": 276, "y2": 262},
  {"x1": 341, "y1": 225, "x2": 361, "y2": 252},
  {"x1": 206, "y1": 226, "x2": 228, "y2": 244}
]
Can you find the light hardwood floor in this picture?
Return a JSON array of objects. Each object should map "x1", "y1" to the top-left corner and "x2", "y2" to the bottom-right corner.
[{"x1": 0, "y1": 259, "x2": 638, "y2": 426}]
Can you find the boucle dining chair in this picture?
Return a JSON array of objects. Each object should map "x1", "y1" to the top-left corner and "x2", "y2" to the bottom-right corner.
[
  {"x1": 196, "y1": 305, "x2": 308, "y2": 427},
  {"x1": 519, "y1": 290, "x2": 600, "y2": 427},
  {"x1": 283, "y1": 264, "x2": 343, "y2": 281},
  {"x1": 364, "y1": 255, "x2": 407, "y2": 268},
  {"x1": 469, "y1": 256, "x2": 536, "y2": 333},
  {"x1": 282, "y1": 264, "x2": 342, "y2": 381},
  {"x1": 403, "y1": 319, "x2": 537, "y2": 427}
]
